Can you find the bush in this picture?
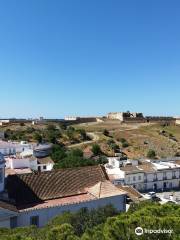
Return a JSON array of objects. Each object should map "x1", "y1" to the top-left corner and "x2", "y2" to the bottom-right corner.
[
  {"x1": 119, "y1": 138, "x2": 127, "y2": 143},
  {"x1": 103, "y1": 129, "x2": 109, "y2": 136},
  {"x1": 122, "y1": 142, "x2": 129, "y2": 148},
  {"x1": 147, "y1": 149, "x2": 156, "y2": 159},
  {"x1": 91, "y1": 144, "x2": 101, "y2": 156},
  {"x1": 33, "y1": 132, "x2": 42, "y2": 143}
]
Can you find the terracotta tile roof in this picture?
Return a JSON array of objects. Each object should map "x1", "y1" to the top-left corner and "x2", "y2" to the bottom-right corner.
[
  {"x1": 18, "y1": 193, "x2": 95, "y2": 211},
  {"x1": 117, "y1": 185, "x2": 142, "y2": 201},
  {"x1": 6, "y1": 165, "x2": 108, "y2": 206},
  {"x1": 19, "y1": 183, "x2": 126, "y2": 212},
  {"x1": 87, "y1": 181, "x2": 126, "y2": 199},
  {"x1": 5, "y1": 168, "x2": 32, "y2": 176},
  {"x1": 37, "y1": 157, "x2": 54, "y2": 164},
  {"x1": 0, "y1": 200, "x2": 18, "y2": 212},
  {"x1": 175, "y1": 160, "x2": 180, "y2": 165}
]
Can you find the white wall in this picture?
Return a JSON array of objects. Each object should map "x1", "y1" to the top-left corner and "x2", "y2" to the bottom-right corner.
[
  {"x1": 5, "y1": 158, "x2": 38, "y2": 170},
  {"x1": 0, "y1": 144, "x2": 32, "y2": 156},
  {"x1": 0, "y1": 219, "x2": 10, "y2": 228},
  {"x1": 37, "y1": 163, "x2": 54, "y2": 172},
  {"x1": 0, "y1": 209, "x2": 18, "y2": 228},
  {"x1": 17, "y1": 195, "x2": 126, "y2": 228},
  {"x1": 125, "y1": 173, "x2": 144, "y2": 185},
  {"x1": 123, "y1": 169, "x2": 180, "y2": 191}
]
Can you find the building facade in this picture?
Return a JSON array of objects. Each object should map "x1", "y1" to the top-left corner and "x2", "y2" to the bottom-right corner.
[
  {"x1": 105, "y1": 158, "x2": 180, "y2": 192},
  {"x1": 0, "y1": 141, "x2": 32, "y2": 156},
  {"x1": 0, "y1": 165, "x2": 126, "y2": 228}
]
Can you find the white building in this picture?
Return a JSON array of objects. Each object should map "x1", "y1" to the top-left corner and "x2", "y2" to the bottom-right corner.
[
  {"x1": 0, "y1": 120, "x2": 10, "y2": 126},
  {"x1": 105, "y1": 158, "x2": 180, "y2": 192},
  {"x1": 36, "y1": 157, "x2": 54, "y2": 172},
  {"x1": 5, "y1": 156, "x2": 37, "y2": 171},
  {"x1": 64, "y1": 116, "x2": 79, "y2": 121},
  {"x1": 176, "y1": 118, "x2": 180, "y2": 125},
  {"x1": 5, "y1": 155, "x2": 54, "y2": 175},
  {"x1": 0, "y1": 165, "x2": 126, "y2": 228},
  {"x1": 0, "y1": 141, "x2": 33, "y2": 156}
]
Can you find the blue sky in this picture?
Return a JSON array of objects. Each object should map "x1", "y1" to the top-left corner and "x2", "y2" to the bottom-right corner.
[{"x1": 0, "y1": 0, "x2": 180, "y2": 118}]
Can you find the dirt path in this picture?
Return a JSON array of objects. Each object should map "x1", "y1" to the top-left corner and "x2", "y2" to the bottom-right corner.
[{"x1": 68, "y1": 132, "x2": 100, "y2": 148}]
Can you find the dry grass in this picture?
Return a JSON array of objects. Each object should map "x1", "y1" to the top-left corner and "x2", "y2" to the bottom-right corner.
[
  {"x1": 74, "y1": 120, "x2": 180, "y2": 158},
  {"x1": 72, "y1": 120, "x2": 147, "y2": 132},
  {"x1": 113, "y1": 124, "x2": 180, "y2": 158}
]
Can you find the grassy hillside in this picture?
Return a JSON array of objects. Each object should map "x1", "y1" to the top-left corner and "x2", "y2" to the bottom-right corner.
[
  {"x1": 0, "y1": 122, "x2": 90, "y2": 146},
  {"x1": 1, "y1": 120, "x2": 180, "y2": 158},
  {"x1": 73, "y1": 121, "x2": 180, "y2": 159}
]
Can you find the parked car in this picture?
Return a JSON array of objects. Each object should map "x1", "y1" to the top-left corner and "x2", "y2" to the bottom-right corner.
[{"x1": 144, "y1": 192, "x2": 156, "y2": 199}]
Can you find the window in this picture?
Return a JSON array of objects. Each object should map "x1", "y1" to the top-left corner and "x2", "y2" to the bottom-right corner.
[
  {"x1": 0, "y1": 168, "x2": 3, "y2": 183},
  {"x1": 30, "y1": 216, "x2": 39, "y2": 227},
  {"x1": 138, "y1": 176, "x2": 141, "y2": 181},
  {"x1": 163, "y1": 172, "x2": 167, "y2": 180},
  {"x1": 133, "y1": 176, "x2": 136, "y2": 181},
  {"x1": 38, "y1": 166, "x2": 41, "y2": 171},
  {"x1": 10, "y1": 216, "x2": 17, "y2": 229},
  {"x1": 43, "y1": 165, "x2": 47, "y2": 170},
  {"x1": 154, "y1": 173, "x2": 157, "y2": 181}
]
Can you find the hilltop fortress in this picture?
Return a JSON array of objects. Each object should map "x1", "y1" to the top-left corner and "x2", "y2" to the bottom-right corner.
[{"x1": 107, "y1": 111, "x2": 175, "y2": 124}]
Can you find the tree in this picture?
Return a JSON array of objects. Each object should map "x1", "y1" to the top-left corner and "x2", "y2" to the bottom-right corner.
[
  {"x1": 59, "y1": 122, "x2": 67, "y2": 130},
  {"x1": 33, "y1": 132, "x2": 42, "y2": 143},
  {"x1": 119, "y1": 138, "x2": 127, "y2": 144},
  {"x1": 122, "y1": 142, "x2": 129, "y2": 148},
  {"x1": 51, "y1": 144, "x2": 66, "y2": 163},
  {"x1": 69, "y1": 148, "x2": 83, "y2": 158},
  {"x1": 47, "y1": 224, "x2": 79, "y2": 240},
  {"x1": 107, "y1": 140, "x2": 119, "y2": 151},
  {"x1": 77, "y1": 129, "x2": 88, "y2": 141},
  {"x1": 119, "y1": 138, "x2": 129, "y2": 148},
  {"x1": 103, "y1": 129, "x2": 109, "y2": 137},
  {"x1": 67, "y1": 127, "x2": 75, "y2": 140},
  {"x1": 147, "y1": 149, "x2": 156, "y2": 159},
  {"x1": 92, "y1": 144, "x2": 101, "y2": 156},
  {"x1": 26, "y1": 127, "x2": 35, "y2": 134},
  {"x1": 1, "y1": 203, "x2": 180, "y2": 239},
  {"x1": 46, "y1": 124, "x2": 56, "y2": 131}
]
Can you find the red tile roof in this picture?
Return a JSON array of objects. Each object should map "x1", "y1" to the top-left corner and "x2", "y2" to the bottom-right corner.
[
  {"x1": 7, "y1": 165, "x2": 109, "y2": 206},
  {"x1": 0, "y1": 200, "x2": 18, "y2": 212},
  {"x1": 18, "y1": 193, "x2": 95, "y2": 211}
]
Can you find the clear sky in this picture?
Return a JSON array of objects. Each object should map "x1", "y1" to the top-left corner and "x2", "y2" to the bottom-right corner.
[{"x1": 0, "y1": 0, "x2": 180, "y2": 118}]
